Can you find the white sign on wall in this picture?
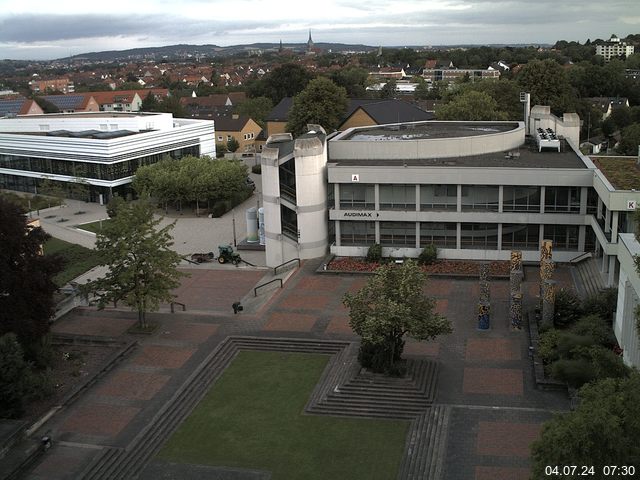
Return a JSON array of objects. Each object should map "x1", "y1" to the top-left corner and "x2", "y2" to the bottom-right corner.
[
  {"x1": 627, "y1": 200, "x2": 637, "y2": 210},
  {"x1": 351, "y1": 174, "x2": 360, "y2": 182}
]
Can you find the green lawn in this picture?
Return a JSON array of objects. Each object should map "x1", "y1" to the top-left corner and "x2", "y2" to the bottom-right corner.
[
  {"x1": 158, "y1": 351, "x2": 409, "y2": 480},
  {"x1": 76, "y1": 219, "x2": 111, "y2": 234},
  {"x1": 43, "y1": 237, "x2": 102, "y2": 287}
]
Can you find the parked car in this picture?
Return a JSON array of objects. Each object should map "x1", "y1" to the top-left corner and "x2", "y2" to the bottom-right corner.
[{"x1": 245, "y1": 177, "x2": 256, "y2": 191}]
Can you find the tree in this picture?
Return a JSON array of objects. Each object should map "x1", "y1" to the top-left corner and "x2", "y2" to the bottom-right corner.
[
  {"x1": 141, "y1": 91, "x2": 161, "y2": 111},
  {"x1": 436, "y1": 90, "x2": 509, "y2": 121},
  {"x1": 343, "y1": 261, "x2": 452, "y2": 375},
  {"x1": 286, "y1": 77, "x2": 348, "y2": 136},
  {"x1": 516, "y1": 59, "x2": 576, "y2": 114},
  {"x1": 379, "y1": 79, "x2": 397, "y2": 99},
  {"x1": 227, "y1": 137, "x2": 240, "y2": 153},
  {"x1": 0, "y1": 198, "x2": 61, "y2": 361},
  {"x1": 85, "y1": 200, "x2": 186, "y2": 328},
  {"x1": 531, "y1": 373, "x2": 640, "y2": 477},
  {"x1": 331, "y1": 67, "x2": 369, "y2": 98},
  {"x1": 618, "y1": 124, "x2": 640, "y2": 155},
  {"x1": 0, "y1": 333, "x2": 37, "y2": 418},
  {"x1": 247, "y1": 63, "x2": 314, "y2": 104},
  {"x1": 236, "y1": 96, "x2": 273, "y2": 128}
]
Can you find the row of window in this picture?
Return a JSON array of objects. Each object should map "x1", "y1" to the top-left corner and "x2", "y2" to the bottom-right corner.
[
  {"x1": 339, "y1": 221, "x2": 581, "y2": 251},
  {"x1": 0, "y1": 146, "x2": 199, "y2": 181},
  {"x1": 338, "y1": 184, "x2": 591, "y2": 213}
]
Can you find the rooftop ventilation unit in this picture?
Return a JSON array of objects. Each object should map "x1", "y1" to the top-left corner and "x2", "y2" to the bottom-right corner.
[{"x1": 536, "y1": 127, "x2": 560, "y2": 152}]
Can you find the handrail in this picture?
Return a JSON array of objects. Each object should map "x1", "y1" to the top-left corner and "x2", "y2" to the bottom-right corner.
[
  {"x1": 273, "y1": 258, "x2": 300, "y2": 275},
  {"x1": 568, "y1": 251, "x2": 593, "y2": 264},
  {"x1": 170, "y1": 301, "x2": 186, "y2": 313},
  {"x1": 182, "y1": 256, "x2": 200, "y2": 265},
  {"x1": 254, "y1": 278, "x2": 283, "y2": 296}
]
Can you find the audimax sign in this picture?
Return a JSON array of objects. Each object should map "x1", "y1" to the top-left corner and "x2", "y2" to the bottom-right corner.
[{"x1": 343, "y1": 212, "x2": 380, "y2": 218}]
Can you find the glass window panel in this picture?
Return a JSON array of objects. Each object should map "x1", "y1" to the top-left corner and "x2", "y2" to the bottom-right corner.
[
  {"x1": 460, "y1": 223, "x2": 498, "y2": 249},
  {"x1": 379, "y1": 185, "x2": 416, "y2": 210},
  {"x1": 340, "y1": 221, "x2": 376, "y2": 246},
  {"x1": 502, "y1": 223, "x2": 540, "y2": 250},
  {"x1": 339, "y1": 184, "x2": 374, "y2": 209},
  {"x1": 420, "y1": 222, "x2": 457, "y2": 247},
  {"x1": 420, "y1": 184, "x2": 457, "y2": 210},
  {"x1": 461, "y1": 185, "x2": 499, "y2": 211},
  {"x1": 380, "y1": 221, "x2": 416, "y2": 247}
]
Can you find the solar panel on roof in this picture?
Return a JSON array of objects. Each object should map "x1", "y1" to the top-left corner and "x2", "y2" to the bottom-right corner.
[
  {"x1": 43, "y1": 95, "x2": 84, "y2": 109},
  {"x1": 0, "y1": 99, "x2": 25, "y2": 115}
]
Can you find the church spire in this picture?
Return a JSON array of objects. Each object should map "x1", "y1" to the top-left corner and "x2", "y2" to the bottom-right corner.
[{"x1": 307, "y1": 29, "x2": 314, "y2": 50}]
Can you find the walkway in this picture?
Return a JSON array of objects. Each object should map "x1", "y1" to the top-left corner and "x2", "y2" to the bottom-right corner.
[{"x1": 23, "y1": 260, "x2": 573, "y2": 480}]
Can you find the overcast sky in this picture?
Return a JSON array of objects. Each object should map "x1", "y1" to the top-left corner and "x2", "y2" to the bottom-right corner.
[{"x1": 0, "y1": 0, "x2": 638, "y2": 60}]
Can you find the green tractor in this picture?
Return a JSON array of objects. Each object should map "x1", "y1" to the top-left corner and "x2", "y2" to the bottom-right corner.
[{"x1": 217, "y1": 244, "x2": 241, "y2": 265}]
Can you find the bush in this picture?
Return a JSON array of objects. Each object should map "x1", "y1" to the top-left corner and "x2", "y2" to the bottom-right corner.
[
  {"x1": 570, "y1": 314, "x2": 616, "y2": 347},
  {"x1": 583, "y1": 288, "x2": 617, "y2": 321},
  {"x1": 251, "y1": 164, "x2": 262, "y2": 174},
  {"x1": 551, "y1": 358, "x2": 596, "y2": 388},
  {"x1": 358, "y1": 340, "x2": 406, "y2": 377},
  {"x1": 555, "y1": 331, "x2": 597, "y2": 359},
  {"x1": 366, "y1": 243, "x2": 383, "y2": 263},
  {"x1": 538, "y1": 328, "x2": 561, "y2": 365},
  {"x1": 554, "y1": 288, "x2": 583, "y2": 328},
  {"x1": 418, "y1": 244, "x2": 438, "y2": 265},
  {"x1": 0, "y1": 334, "x2": 38, "y2": 418},
  {"x1": 211, "y1": 200, "x2": 230, "y2": 218}
]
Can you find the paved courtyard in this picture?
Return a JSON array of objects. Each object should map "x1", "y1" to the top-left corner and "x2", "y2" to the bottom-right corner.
[{"x1": 26, "y1": 260, "x2": 572, "y2": 480}]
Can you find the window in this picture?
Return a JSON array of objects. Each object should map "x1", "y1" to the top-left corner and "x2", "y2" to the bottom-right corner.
[
  {"x1": 379, "y1": 185, "x2": 416, "y2": 210},
  {"x1": 461, "y1": 223, "x2": 498, "y2": 249},
  {"x1": 340, "y1": 221, "x2": 375, "y2": 246},
  {"x1": 380, "y1": 222, "x2": 416, "y2": 247},
  {"x1": 339, "y1": 184, "x2": 374, "y2": 209},
  {"x1": 420, "y1": 184, "x2": 457, "y2": 210},
  {"x1": 502, "y1": 224, "x2": 539, "y2": 250},
  {"x1": 217, "y1": 136, "x2": 223, "y2": 141},
  {"x1": 503, "y1": 186, "x2": 540, "y2": 212},
  {"x1": 587, "y1": 188, "x2": 598, "y2": 215},
  {"x1": 281, "y1": 205, "x2": 298, "y2": 241},
  {"x1": 544, "y1": 224, "x2": 579, "y2": 250},
  {"x1": 545, "y1": 187, "x2": 580, "y2": 213},
  {"x1": 227, "y1": 135, "x2": 232, "y2": 141},
  {"x1": 420, "y1": 222, "x2": 457, "y2": 247},
  {"x1": 461, "y1": 185, "x2": 499, "y2": 211}
]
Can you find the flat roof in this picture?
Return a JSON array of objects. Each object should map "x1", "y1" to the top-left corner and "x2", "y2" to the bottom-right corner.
[
  {"x1": 342, "y1": 122, "x2": 519, "y2": 141},
  {"x1": 329, "y1": 140, "x2": 587, "y2": 169},
  {"x1": 592, "y1": 157, "x2": 640, "y2": 190},
  {"x1": 13, "y1": 112, "x2": 161, "y2": 119}
]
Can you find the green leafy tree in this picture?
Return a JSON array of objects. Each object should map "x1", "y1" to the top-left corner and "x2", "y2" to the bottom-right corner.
[
  {"x1": 236, "y1": 96, "x2": 273, "y2": 128},
  {"x1": 618, "y1": 124, "x2": 640, "y2": 156},
  {"x1": 516, "y1": 59, "x2": 576, "y2": 114},
  {"x1": 85, "y1": 200, "x2": 186, "y2": 328},
  {"x1": 531, "y1": 373, "x2": 640, "y2": 477},
  {"x1": 286, "y1": 77, "x2": 348, "y2": 136},
  {"x1": 379, "y1": 79, "x2": 397, "y2": 99},
  {"x1": 0, "y1": 199, "x2": 61, "y2": 362},
  {"x1": 0, "y1": 333, "x2": 37, "y2": 418},
  {"x1": 227, "y1": 137, "x2": 240, "y2": 153},
  {"x1": 141, "y1": 91, "x2": 161, "y2": 111},
  {"x1": 343, "y1": 261, "x2": 452, "y2": 375},
  {"x1": 436, "y1": 90, "x2": 508, "y2": 121},
  {"x1": 247, "y1": 63, "x2": 314, "y2": 103},
  {"x1": 331, "y1": 67, "x2": 369, "y2": 98}
]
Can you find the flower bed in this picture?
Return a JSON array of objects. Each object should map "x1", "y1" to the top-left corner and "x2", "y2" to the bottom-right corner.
[{"x1": 328, "y1": 257, "x2": 510, "y2": 276}]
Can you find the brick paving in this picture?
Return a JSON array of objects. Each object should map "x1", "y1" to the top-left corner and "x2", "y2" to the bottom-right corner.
[
  {"x1": 263, "y1": 311, "x2": 318, "y2": 332},
  {"x1": 51, "y1": 315, "x2": 136, "y2": 337},
  {"x1": 25, "y1": 260, "x2": 577, "y2": 480},
  {"x1": 132, "y1": 345, "x2": 197, "y2": 369},
  {"x1": 463, "y1": 368, "x2": 524, "y2": 396},
  {"x1": 475, "y1": 466, "x2": 531, "y2": 480},
  {"x1": 59, "y1": 403, "x2": 141, "y2": 437},
  {"x1": 465, "y1": 338, "x2": 520, "y2": 361},
  {"x1": 94, "y1": 371, "x2": 171, "y2": 400},
  {"x1": 476, "y1": 421, "x2": 543, "y2": 457}
]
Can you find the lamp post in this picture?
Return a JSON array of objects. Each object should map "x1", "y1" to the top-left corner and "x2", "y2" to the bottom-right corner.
[{"x1": 232, "y1": 209, "x2": 237, "y2": 247}]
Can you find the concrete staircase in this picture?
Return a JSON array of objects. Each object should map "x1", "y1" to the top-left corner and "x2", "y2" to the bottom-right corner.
[
  {"x1": 80, "y1": 337, "x2": 348, "y2": 480},
  {"x1": 306, "y1": 358, "x2": 438, "y2": 419},
  {"x1": 397, "y1": 405, "x2": 451, "y2": 480},
  {"x1": 80, "y1": 336, "x2": 445, "y2": 480},
  {"x1": 574, "y1": 258, "x2": 606, "y2": 299}
]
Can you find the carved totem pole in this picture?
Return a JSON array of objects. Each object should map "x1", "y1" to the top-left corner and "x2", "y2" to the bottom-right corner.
[
  {"x1": 478, "y1": 262, "x2": 491, "y2": 330},
  {"x1": 509, "y1": 250, "x2": 524, "y2": 329},
  {"x1": 539, "y1": 239, "x2": 556, "y2": 329}
]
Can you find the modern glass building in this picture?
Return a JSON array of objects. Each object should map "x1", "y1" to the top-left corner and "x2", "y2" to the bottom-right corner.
[{"x1": 0, "y1": 112, "x2": 215, "y2": 203}]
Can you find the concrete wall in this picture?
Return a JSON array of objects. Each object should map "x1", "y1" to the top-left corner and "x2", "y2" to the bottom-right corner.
[
  {"x1": 294, "y1": 135, "x2": 328, "y2": 260},
  {"x1": 528, "y1": 106, "x2": 581, "y2": 147},
  {"x1": 3, "y1": 112, "x2": 174, "y2": 133},
  {"x1": 330, "y1": 121, "x2": 524, "y2": 160},
  {"x1": 615, "y1": 234, "x2": 640, "y2": 368}
]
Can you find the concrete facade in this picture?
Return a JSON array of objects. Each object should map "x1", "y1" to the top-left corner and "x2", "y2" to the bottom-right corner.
[{"x1": 0, "y1": 112, "x2": 215, "y2": 202}]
